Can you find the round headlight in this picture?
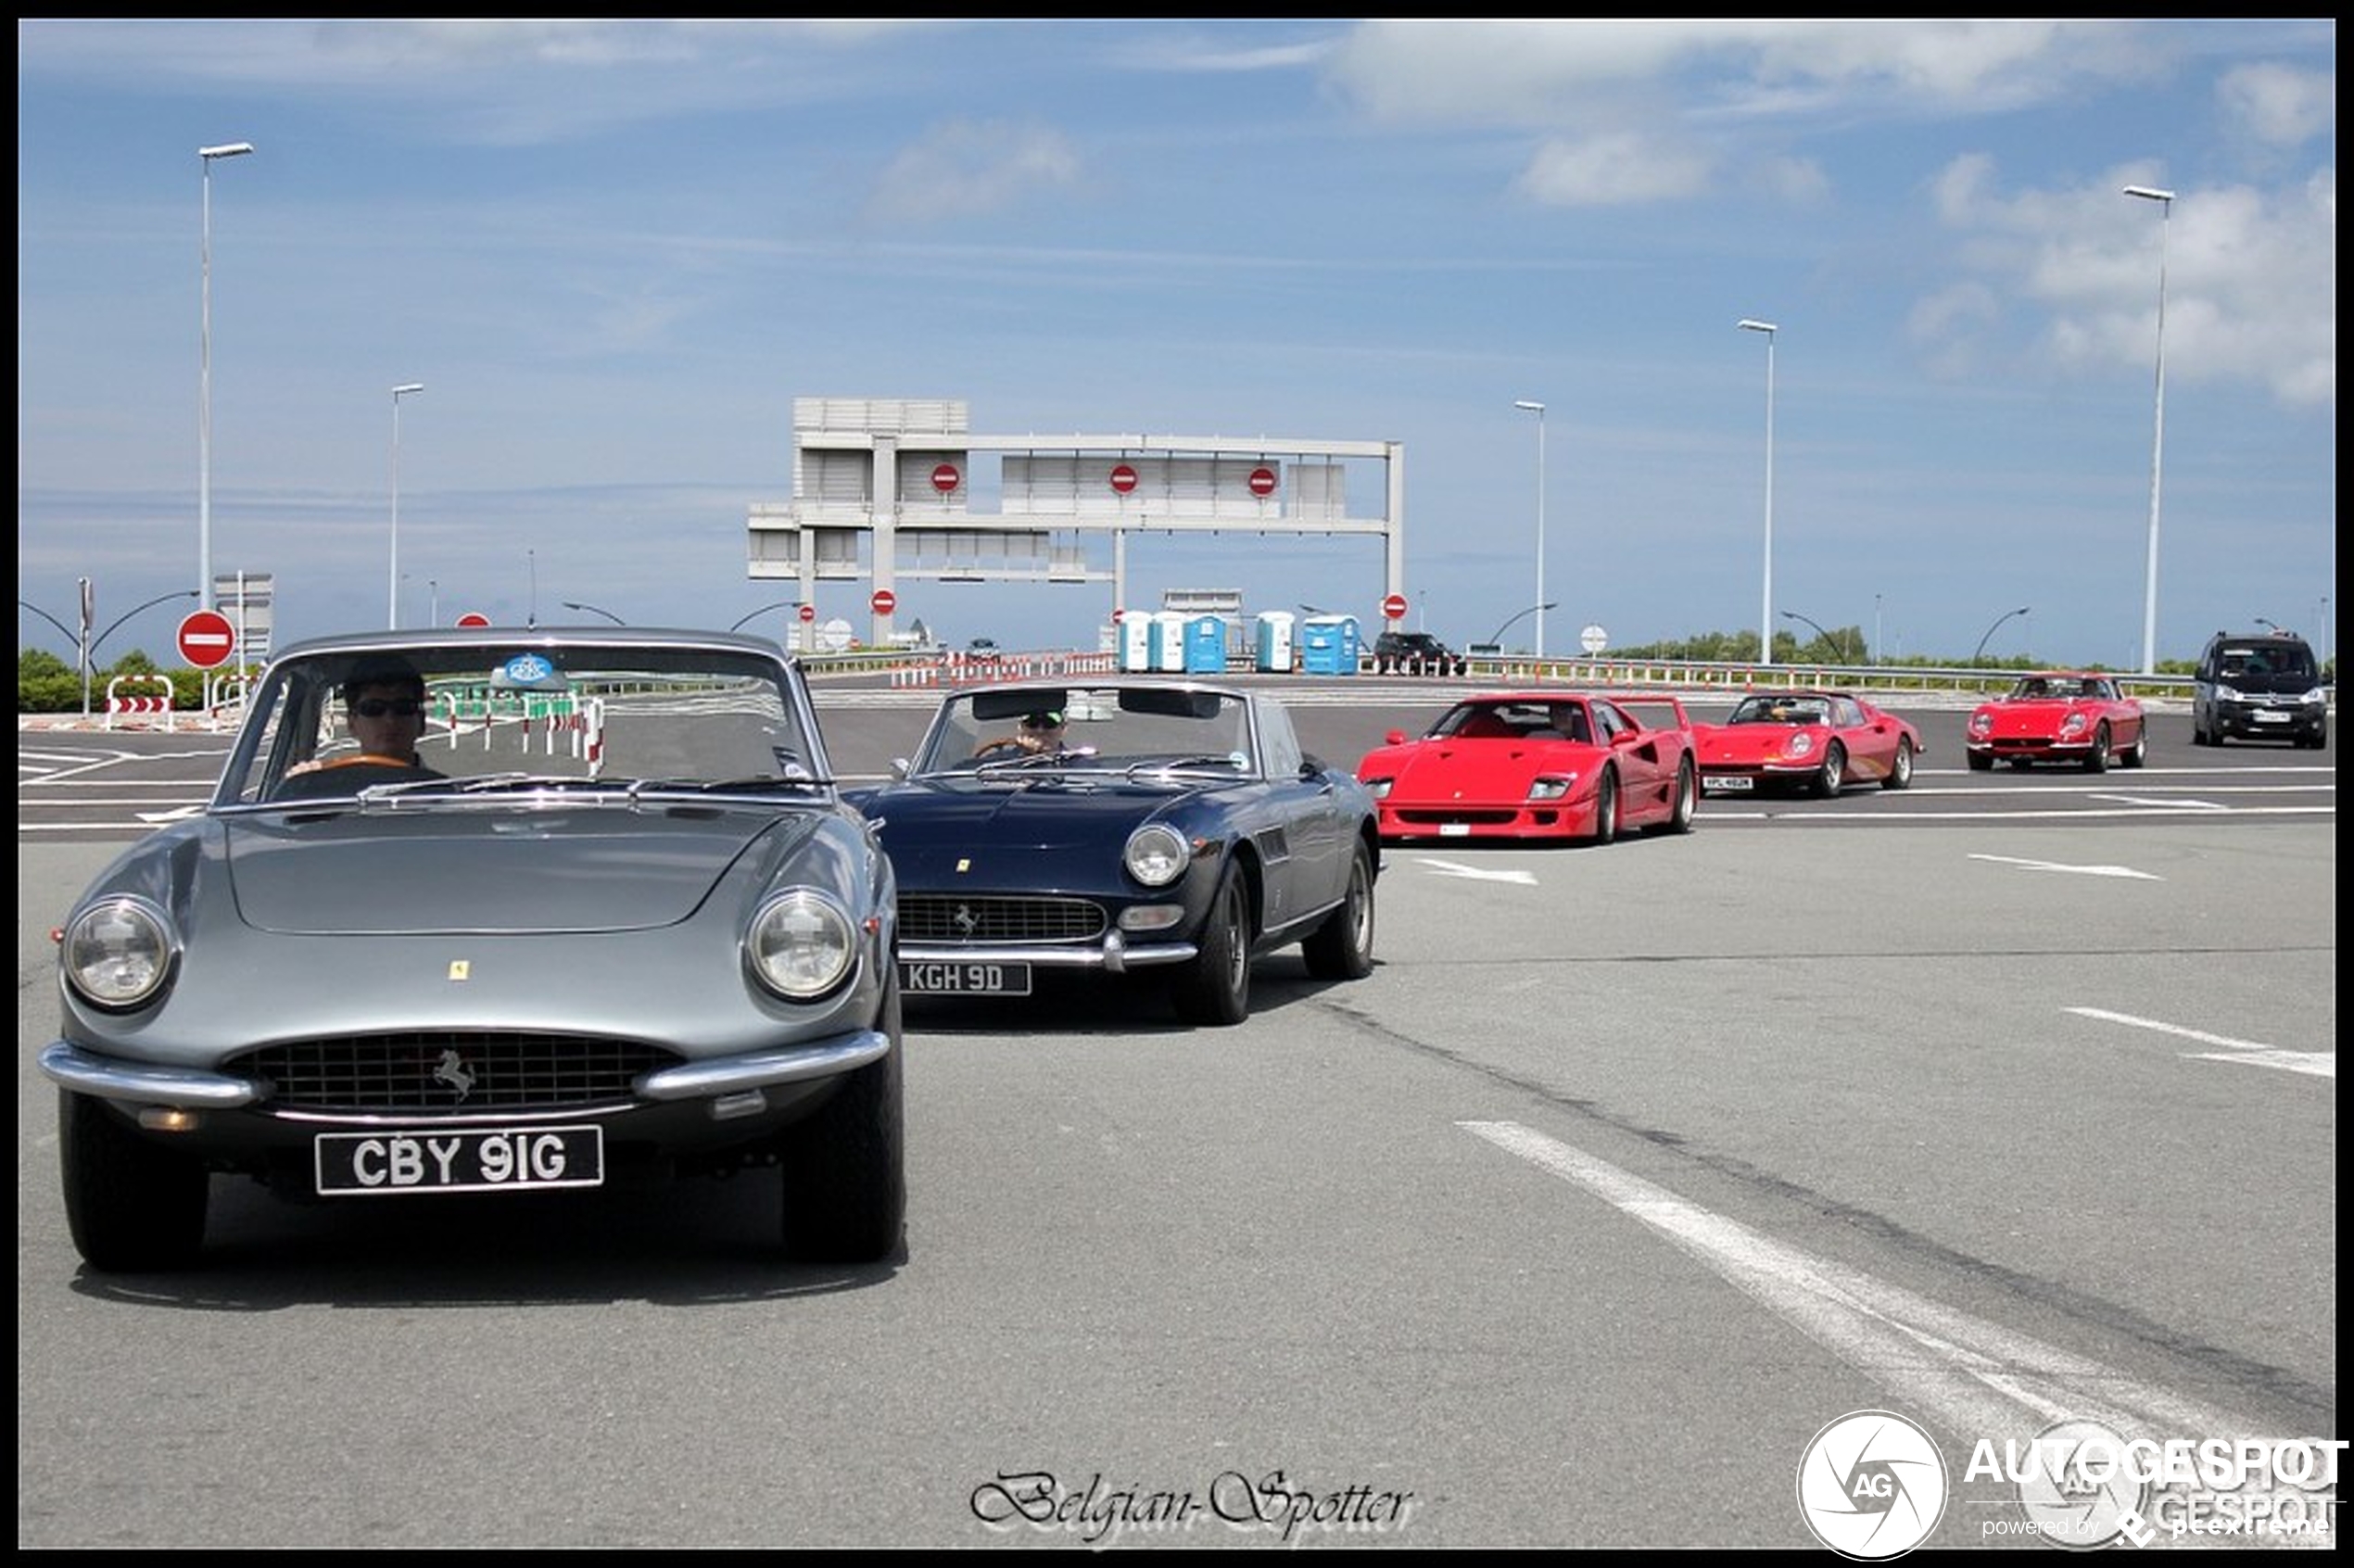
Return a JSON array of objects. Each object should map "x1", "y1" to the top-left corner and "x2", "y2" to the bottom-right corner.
[
  {"x1": 747, "y1": 891, "x2": 857, "y2": 1000},
  {"x1": 63, "y1": 895, "x2": 176, "y2": 1009},
  {"x1": 1124, "y1": 823, "x2": 1191, "y2": 887}
]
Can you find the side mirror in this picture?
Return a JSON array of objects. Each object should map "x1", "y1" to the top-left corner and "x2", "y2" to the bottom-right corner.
[{"x1": 1385, "y1": 728, "x2": 1407, "y2": 745}]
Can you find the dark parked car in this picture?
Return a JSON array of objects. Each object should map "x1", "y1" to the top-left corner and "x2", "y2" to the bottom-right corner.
[
  {"x1": 40, "y1": 627, "x2": 905, "y2": 1270},
  {"x1": 2192, "y1": 630, "x2": 2327, "y2": 748},
  {"x1": 1373, "y1": 629, "x2": 1465, "y2": 676},
  {"x1": 845, "y1": 677, "x2": 1380, "y2": 1025}
]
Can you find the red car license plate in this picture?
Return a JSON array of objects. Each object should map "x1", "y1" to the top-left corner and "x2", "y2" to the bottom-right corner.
[{"x1": 314, "y1": 1126, "x2": 603, "y2": 1195}]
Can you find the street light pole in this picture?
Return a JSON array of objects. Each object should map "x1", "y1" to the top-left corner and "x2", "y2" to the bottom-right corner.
[
  {"x1": 1779, "y1": 610, "x2": 1839, "y2": 663},
  {"x1": 388, "y1": 383, "x2": 424, "y2": 629},
  {"x1": 1512, "y1": 400, "x2": 1546, "y2": 660},
  {"x1": 1739, "y1": 320, "x2": 1778, "y2": 666},
  {"x1": 2124, "y1": 184, "x2": 2173, "y2": 676},
  {"x1": 1972, "y1": 605, "x2": 2032, "y2": 664},
  {"x1": 1483, "y1": 601, "x2": 1557, "y2": 649},
  {"x1": 197, "y1": 141, "x2": 255, "y2": 613},
  {"x1": 563, "y1": 601, "x2": 626, "y2": 625}
]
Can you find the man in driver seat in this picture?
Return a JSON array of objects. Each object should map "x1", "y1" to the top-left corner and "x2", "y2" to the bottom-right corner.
[
  {"x1": 276, "y1": 655, "x2": 446, "y2": 797},
  {"x1": 974, "y1": 708, "x2": 1068, "y2": 759}
]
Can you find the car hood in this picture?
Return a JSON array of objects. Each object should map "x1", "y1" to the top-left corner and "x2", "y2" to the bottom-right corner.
[
  {"x1": 854, "y1": 778, "x2": 1197, "y2": 861},
  {"x1": 223, "y1": 807, "x2": 800, "y2": 935},
  {"x1": 1694, "y1": 726, "x2": 1818, "y2": 763},
  {"x1": 1363, "y1": 740, "x2": 1583, "y2": 788},
  {"x1": 2217, "y1": 671, "x2": 2320, "y2": 697},
  {"x1": 1975, "y1": 700, "x2": 2086, "y2": 734}
]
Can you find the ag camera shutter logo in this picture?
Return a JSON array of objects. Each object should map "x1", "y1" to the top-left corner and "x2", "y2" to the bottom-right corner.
[{"x1": 1796, "y1": 1410, "x2": 1948, "y2": 1559}]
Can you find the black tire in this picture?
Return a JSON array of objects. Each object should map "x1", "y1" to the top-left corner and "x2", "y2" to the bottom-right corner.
[
  {"x1": 778, "y1": 975, "x2": 906, "y2": 1263},
  {"x1": 2082, "y1": 724, "x2": 2111, "y2": 773},
  {"x1": 1881, "y1": 739, "x2": 1915, "y2": 791},
  {"x1": 1171, "y1": 862, "x2": 1251, "y2": 1026},
  {"x1": 1966, "y1": 750, "x2": 1993, "y2": 772},
  {"x1": 1587, "y1": 768, "x2": 1621, "y2": 846},
  {"x1": 2121, "y1": 727, "x2": 2148, "y2": 767},
  {"x1": 59, "y1": 1089, "x2": 209, "y2": 1271},
  {"x1": 1301, "y1": 839, "x2": 1376, "y2": 980},
  {"x1": 1812, "y1": 742, "x2": 1846, "y2": 798},
  {"x1": 1655, "y1": 756, "x2": 1698, "y2": 833}
]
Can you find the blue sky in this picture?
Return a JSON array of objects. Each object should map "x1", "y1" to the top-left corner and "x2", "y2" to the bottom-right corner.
[{"x1": 16, "y1": 19, "x2": 2337, "y2": 669}]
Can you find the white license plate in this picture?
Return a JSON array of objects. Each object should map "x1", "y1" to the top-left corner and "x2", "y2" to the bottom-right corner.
[
  {"x1": 315, "y1": 1125, "x2": 602, "y2": 1195},
  {"x1": 901, "y1": 959, "x2": 1032, "y2": 996},
  {"x1": 1702, "y1": 775, "x2": 1753, "y2": 791},
  {"x1": 2253, "y1": 711, "x2": 2287, "y2": 723},
  {"x1": 1439, "y1": 822, "x2": 1470, "y2": 837}
]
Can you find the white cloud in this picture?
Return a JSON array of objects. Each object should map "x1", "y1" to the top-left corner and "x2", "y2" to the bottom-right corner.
[
  {"x1": 1515, "y1": 132, "x2": 1713, "y2": 207},
  {"x1": 2216, "y1": 62, "x2": 2335, "y2": 149},
  {"x1": 864, "y1": 120, "x2": 1083, "y2": 227}
]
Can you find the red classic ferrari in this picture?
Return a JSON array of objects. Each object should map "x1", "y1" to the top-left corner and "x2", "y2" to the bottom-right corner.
[
  {"x1": 1691, "y1": 689, "x2": 1922, "y2": 798},
  {"x1": 1966, "y1": 671, "x2": 2148, "y2": 772},
  {"x1": 1354, "y1": 691, "x2": 1697, "y2": 844}
]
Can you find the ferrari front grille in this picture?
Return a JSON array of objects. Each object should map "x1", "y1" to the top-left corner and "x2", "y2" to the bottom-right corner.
[
  {"x1": 895, "y1": 893, "x2": 1107, "y2": 944},
  {"x1": 229, "y1": 1033, "x2": 682, "y2": 1114}
]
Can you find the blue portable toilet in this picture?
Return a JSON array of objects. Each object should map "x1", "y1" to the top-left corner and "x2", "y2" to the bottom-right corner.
[
  {"x1": 1117, "y1": 612, "x2": 1152, "y2": 671},
  {"x1": 1255, "y1": 611, "x2": 1296, "y2": 672},
  {"x1": 1299, "y1": 613, "x2": 1361, "y2": 677},
  {"x1": 1183, "y1": 614, "x2": 1228, "y2": 674},
  {"x1": 1152, "y1": 611, "x2": 1188, "y2": 672}
]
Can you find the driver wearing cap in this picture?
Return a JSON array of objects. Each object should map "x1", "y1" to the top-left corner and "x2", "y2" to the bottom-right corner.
[{"x1": 974, "y1": 708, "x2": 1068, "y2": 759}]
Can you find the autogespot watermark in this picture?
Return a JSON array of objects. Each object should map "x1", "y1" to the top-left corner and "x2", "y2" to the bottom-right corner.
[
  {"x1": 969, "y1": 1467, "x2": 1416, "y2": 1548},
  {"x1": 1796, "y1": 1410, "x2": 1950, "y2": 1559},
  {"x1": 1964, "y1": 1418, "x2": 2344, "y2": 1549}
]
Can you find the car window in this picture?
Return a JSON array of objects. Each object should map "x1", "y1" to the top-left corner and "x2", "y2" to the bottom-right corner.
[{"x1": 219, "y1": 644, "x2": 824, "y2": 807}]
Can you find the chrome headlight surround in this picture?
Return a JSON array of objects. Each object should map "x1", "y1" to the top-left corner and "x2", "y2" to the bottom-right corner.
[
  {"x1": 746, "y1": 889, "x2": 858, "y2": 1000},
  {"x1": 1526, "y1": 775, "x2": 1576, "y2": 802},
  {"x1": 1967, "y1": 711, "x2": 1993, "y2": 739},
  {"x1": 1787, "y1": 732, "x2": 1816, "y2": 759},
  {"x1": 2060, "y1": 712, "x2": 2091, "y2": 739},
  {"x1": 1124, "y1": 823, "x2": 1191, "y2": 888},
  {"x1": 62, "y1": 895, "x2": 178, "y2": 1011}
]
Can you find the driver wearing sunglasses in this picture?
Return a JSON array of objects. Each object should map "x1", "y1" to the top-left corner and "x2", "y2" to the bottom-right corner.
[{"x1": 275, "y1": 655, "x2": 447, "y2": 798}]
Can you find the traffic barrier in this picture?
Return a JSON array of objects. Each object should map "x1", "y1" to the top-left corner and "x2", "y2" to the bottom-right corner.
[{"x1": 103, "y1": 675, "x2": 176, "y2": 732}]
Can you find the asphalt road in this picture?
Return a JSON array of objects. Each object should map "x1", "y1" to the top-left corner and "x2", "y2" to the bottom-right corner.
[{"x1": 15, "y1": 682, "x2": 2338, "y2": 1549}]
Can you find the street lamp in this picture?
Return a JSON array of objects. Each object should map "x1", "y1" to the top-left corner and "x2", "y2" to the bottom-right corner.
[
  {"x1": 2254, "y1": 616, "x2": 2282, "y2": 634},
  {"x1": 1873, "y1": 593, "x2": 1883, "y2": 664},
  {"x1": 1511, "y1": 400, "x2": 1546, "y2": 659},
  {"x1": 729, "y1": 601, "x2": 804, "y2": 633},
  {"x1": 1484, "y1": 601, "x2": 1557, "y2": 649},
  {"x1": 563, "y1": 601, "x2": 626, "y2": 625},
  {"x1": 198, "y1": 141, "x2": 255, "y2": 613},
  {"x1": 1972, "y1": 605, "x2": 2031, "y2": 664},
  {"x1": 1738, "y1": 320, "x2": 1778, "y2": 666},
  {"x1": 1779, "y1": 610, "x2": 1847, "y2": 664},
  {"x1": 388, "y1": 383, "x2": 424, "y2": 628},
  {"x1": 2124, "y1": 183, "x2": 2173, "y2": 676}
]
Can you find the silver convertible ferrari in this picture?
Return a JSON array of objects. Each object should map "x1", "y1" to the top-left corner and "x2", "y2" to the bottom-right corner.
[
  {"x1": 41, "y1": 627, "x2": 905, "y2": 1271},
  {"x1": 843, "y1": 677, "x2": 1380, "y2": 1025}
]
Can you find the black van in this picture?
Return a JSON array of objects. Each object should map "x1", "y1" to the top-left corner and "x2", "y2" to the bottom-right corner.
[{"x1": 2191, "y1": 630, "x2": 2328, "y2": 748}]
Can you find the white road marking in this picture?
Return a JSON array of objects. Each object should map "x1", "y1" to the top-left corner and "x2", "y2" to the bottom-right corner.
[
  {"x1": 1460, "y1": 1119, "x2": 2321, "y2": 1525},
  {"x1": 1415, "y1": 857, "x2": 1538, "y2": 886},
  {"x1": 2069, "y1": 1007, "x2": 2335, "y2": 1079},
  {"x1": 1968, "y1": 853, "x2": 2162, "y2": 880}
]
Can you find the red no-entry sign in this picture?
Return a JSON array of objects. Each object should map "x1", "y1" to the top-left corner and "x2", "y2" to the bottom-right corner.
[
  {"x1": 871, "y1": 588, "x2": 898, "y2": 614},
  {"x1": 1109, "y1": 463, "x2": 1138, "y2": 494},
  {"x1": 455, "y1": 611, "x2": 491, "y2": 628},
  {"x1": 1381, "y1": 594, "x2": 1408, "y2": 621},
  {"x1": 798, "y1": 603, "x2": 816, "y2": 624},
  {"x1": 1248, "y1": 466, "x2": 1277, "y2": 498},
  {"x1": 176, "y1": 609, "x2": 236, "y2": 668},
  {"x1": 930, "y1": 463, "x2": 960, "y2": 494}
]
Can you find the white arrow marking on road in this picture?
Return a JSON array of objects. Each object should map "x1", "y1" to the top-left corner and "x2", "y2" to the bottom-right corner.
[
  {"x1": 2089, "y1": 793, "x2": 2230, "y2": 810},
  {"x1": 1968, "y1": 853, "x2": 2161, "y2": 880},
  {"x1": 1416, "y1": 856, "x2": 1538, "y2": 886},
  {"x1": 135, "y1": 805, "x2": 205, "y2": 824},
  {"x1": 2069, "y1": 1006, "x2": 2335, "y2": 1078}
]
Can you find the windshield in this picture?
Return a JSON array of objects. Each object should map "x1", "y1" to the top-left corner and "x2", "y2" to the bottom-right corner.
[
  {"x1": 912, "y1": 686, "x2": 1257, "y2": 778},
  {"x1": 1728, "y1": 696, "x2": 1829, "y2": 726},
  {"x1": 216, "y1": 638, "x2": 829, "y2": 808}
]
